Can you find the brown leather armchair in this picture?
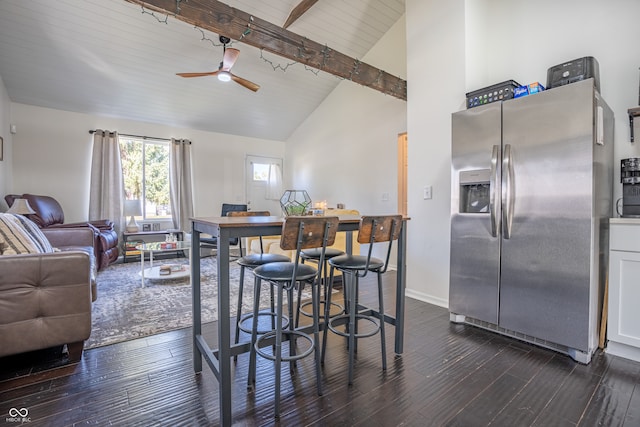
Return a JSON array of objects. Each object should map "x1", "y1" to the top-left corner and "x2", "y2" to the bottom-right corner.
[{"x1": 5, "y1": 193, "x2": 119, "y2": 270}]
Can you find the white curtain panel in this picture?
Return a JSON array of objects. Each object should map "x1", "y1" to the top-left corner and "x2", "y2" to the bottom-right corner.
[
  {"x1": 89, "y1": 130, "x2": 125, "y2": 234},
  {"x1": 169, "y1": 138, "x2": 194, "y2": 232},
  {"x1": 266, "y1": 163, "x2": 283, "y2": 200}
]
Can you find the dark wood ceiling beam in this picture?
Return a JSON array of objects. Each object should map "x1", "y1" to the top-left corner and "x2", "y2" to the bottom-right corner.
[
  {"x1": 123, "y1": 0, "x2": 407, "y2": 100},
  {"x1": 283, "y1": 0, "x2": 318, "y2": 28}
]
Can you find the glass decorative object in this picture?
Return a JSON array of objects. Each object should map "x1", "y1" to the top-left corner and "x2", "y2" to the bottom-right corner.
[{"x1": 280, "y1": 190, "x2": 312, "y2": 216}]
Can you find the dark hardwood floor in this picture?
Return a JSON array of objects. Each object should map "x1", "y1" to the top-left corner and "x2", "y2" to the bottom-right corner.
[{"x1": 1, "y1": 271, "x2": 639, "y2": 426}]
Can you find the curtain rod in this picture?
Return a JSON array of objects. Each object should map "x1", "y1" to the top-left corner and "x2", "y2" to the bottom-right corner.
[{"x1": 88, "y1": 130, "x2": 190, "y2": 144}]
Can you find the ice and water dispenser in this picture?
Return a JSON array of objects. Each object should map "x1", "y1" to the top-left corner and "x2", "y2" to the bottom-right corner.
[{"x1": 459, "y1": 169, "x2": 491, "y2": 213}]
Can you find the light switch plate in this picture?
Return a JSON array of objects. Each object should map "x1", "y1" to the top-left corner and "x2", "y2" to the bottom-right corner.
[{"x1": 423, "y1": 186, "x2": 432, "y2": 200}]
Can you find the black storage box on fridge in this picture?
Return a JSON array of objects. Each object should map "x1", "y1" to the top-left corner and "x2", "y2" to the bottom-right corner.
[
  {"x1": 546, "y1": 56, "x2": 600, "y2": 92},
  {"x1": 465, "y1": 80, "x2": 520, "y2": 109}
]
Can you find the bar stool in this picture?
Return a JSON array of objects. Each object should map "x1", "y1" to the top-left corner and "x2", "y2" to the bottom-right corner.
[
  {"x1": 248, "y1": 215, "x2": 339, "y2": 418},
  {"x1": 296, "y1": 247, "x2": 345, "y2": 327},
  {"x1": 322, "y1": 215, "x2": 402, "y2": 385},
  {"x1": 227, "y1": 211, "x2": 291, "y2": 361}
]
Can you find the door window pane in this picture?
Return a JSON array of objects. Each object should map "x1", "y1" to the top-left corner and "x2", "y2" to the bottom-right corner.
[{"x1": 252, "y1": 163, "x2": 269, "y2": 181}]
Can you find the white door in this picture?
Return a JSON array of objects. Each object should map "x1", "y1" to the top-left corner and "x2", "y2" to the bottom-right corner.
[{"x1": 245, "y1": 155, "x2": 283, "y2": 215}]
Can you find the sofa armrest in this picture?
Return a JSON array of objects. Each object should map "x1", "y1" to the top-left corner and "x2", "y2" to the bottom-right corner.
[
  {"x1": 43, "y1": 227, "x2": 95, "y2": 248},
  {"x1": 49, "y1": 220, "x2": 118, "y2": 271},
  {"x1": 0, "y1": 251, "x2": 93, "y2": 358},
  {"x1": 53, "y1": 220, "x2": 114, "y2": 233},
  {"x1": 87, "y1": 219, "x2": 115, "y2": 231}
]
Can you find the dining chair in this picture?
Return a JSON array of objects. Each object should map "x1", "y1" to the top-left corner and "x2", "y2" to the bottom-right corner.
[
  {"x1": 322, "y1": 214, "x2": 402, "y2": 385},
  {"x1": 228, "y1": 210, "x2": 291, "y2": 362},
  {"x1": 200, "y1": 203, "x2": 247, "y2": 257},
  {"x1": 247, "y1": 215, "x2": 339, "y2": 418}
]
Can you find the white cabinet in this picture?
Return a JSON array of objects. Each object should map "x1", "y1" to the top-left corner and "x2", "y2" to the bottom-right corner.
[{"x1": 607, "y1": 219, "x2": 640, "y2": 362}]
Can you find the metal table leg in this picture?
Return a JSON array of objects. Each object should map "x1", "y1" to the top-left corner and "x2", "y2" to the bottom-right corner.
[
  {"x1": 140, "y1": 250, "x2": 146, "y2": 288},
  {"x1": 217, "y1": 228, "x2": 232, "y2": 425},
  {"x1": 395, "y1": 221, "x2": 407, "y2": 354}
]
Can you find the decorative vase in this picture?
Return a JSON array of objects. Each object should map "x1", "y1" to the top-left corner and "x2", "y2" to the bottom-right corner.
[{"x1": 280, "y1": 190, "x2": 311, "y2": 216}]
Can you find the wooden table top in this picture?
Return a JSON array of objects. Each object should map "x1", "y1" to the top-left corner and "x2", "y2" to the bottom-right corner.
[{"x1": 190, "y1": 214, "x2": 363, "y2": 228}]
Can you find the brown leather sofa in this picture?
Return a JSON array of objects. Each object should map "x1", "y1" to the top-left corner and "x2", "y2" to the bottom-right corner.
[
  {"x1": 0, "y1": 227, "x2": 97, "y2": 361},
  {"x1": 5, "y1": 193, "x2": 119, "y2": 270}
]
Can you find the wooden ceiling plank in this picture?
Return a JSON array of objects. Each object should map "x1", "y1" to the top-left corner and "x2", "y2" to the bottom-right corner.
[
  {"x1": 283, "y1": 0, "x2": 318, "y2": 29},
  {"x1": 123, "y1": 0, "x2": 406, "y2": 100}
]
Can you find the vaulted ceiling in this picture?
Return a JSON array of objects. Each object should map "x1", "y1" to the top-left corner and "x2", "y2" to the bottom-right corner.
[{"x1": 0, "y1": 0, "x2": 406, "y2": 141}]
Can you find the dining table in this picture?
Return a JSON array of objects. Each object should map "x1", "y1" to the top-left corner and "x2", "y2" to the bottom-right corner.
[{"x1": 189, "y1": 214, "x2": 408, "y2": 427}]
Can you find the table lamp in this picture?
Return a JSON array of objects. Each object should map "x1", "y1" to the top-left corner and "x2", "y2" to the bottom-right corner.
[
  {"x1": 7, "y1": 198, "x2": 36, "y2": 215},
  {"x1": 124, "y1": 199, "x2": 142, "y2": 232}
]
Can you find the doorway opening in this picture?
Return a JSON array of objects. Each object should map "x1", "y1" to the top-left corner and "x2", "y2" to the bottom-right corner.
[{"x1": 398, "y1": 132, "x2": 408, "y2": 216}]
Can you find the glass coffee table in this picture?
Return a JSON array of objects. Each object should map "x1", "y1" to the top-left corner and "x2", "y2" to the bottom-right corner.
[{"x1": 136, "y1": 241, "x2": 191, "y2": 287}]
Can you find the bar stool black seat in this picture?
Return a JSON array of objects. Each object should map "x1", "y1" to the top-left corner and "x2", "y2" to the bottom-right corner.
[
  {"x1": 226, "y1": 211, "x2": 291, "y2": 358},
  {"x1": 322, "y1": 215, "x2": 402, "y2": 385},
  {"x1": 248, "y1": 215, "x2": 339, "y2": 418}
]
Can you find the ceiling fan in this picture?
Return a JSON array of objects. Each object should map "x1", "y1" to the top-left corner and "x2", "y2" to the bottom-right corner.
[{"x1": 176, "y1": 36, "x2": 260, "y2": 92}]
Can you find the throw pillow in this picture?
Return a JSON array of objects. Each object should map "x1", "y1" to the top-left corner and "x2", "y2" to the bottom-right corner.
[
  {"x1": 0, "y1": 213, "x2": 54, "y2": 255},
  {"x1": 12, "y1": 214, "x2": 55, "y2": 253}
]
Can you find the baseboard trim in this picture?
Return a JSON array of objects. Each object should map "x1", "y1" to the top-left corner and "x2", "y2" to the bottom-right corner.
[{"x1": 405, "y1": 288, "x2": 448, "y2": 308}]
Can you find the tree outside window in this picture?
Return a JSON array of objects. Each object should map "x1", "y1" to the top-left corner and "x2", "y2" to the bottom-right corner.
[{"x1": 119, "y1": 137, "x2": 171, "y2": 220}]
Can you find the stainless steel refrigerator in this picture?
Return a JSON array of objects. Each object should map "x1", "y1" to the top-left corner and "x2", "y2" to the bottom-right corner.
[{"x1": 449, "y1": 79, "x2": 613, "y2": 364}]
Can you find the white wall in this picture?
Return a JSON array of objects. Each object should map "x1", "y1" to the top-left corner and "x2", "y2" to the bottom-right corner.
[
  {"x1": 285, "y1": 16, "x2": 406, "y2": 211},
  {"x1": 404, "y1": 0, "x2": 640, "y2": 307},
  {"x1": 405, "y1": 0, "x2": 465, "y2": 307},
  {"x1": 285, "y1": 15, "x2": 407, "y2": 213},
  {"x1": 10, "y1": 103, "x2": 285, "y2": 222},
  {"x1": 0, "y1": 77, "x2": 11, "y2": 209}
]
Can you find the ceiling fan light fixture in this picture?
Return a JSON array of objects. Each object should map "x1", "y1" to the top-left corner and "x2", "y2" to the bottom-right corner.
[{"x1": 217, "y1": 71, "x2": 232, "y2": 82}]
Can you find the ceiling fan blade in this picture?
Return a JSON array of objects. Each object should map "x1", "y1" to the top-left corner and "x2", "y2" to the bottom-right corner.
[
  {"x1": 176, "y1": 71, "x2": 219, "y2": 78},
  {"x1": 283, "y1": 0, "x2": 319, "y2": 28},
  {"x1": 230, "y1": 73, "x2": 260, "y2": 92},
  {"x1": 222, "y1": 48, "x2": 240, "y2": 71}
]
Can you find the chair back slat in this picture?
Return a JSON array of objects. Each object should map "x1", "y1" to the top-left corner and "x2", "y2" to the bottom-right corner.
[
  {"x1": 227, "y1": 210, "x2": 271, "y2": 253},
  {"x1": 280, "y1": 216, "x2": 339, "y2": 251},
  {"x1": 227, "y1": 210, "x2": 270, "y2": 217},
  {"x1": 357, "y1": 215, "x2": 403, "y2": 245},
  {"x1": 222, "y1": 203, "x2": 247, "y2": 216}
]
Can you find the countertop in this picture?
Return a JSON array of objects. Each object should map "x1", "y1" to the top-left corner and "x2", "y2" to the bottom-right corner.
[{"x1": 610, "y1": 217, "x2": 640, "y2": 225}]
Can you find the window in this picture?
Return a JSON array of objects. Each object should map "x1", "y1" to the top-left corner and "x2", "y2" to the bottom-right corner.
[
  {"x1": 119, "y1": 136, "x2": 171, "y2": 220},
  {"x1": 252, "y1": 162, "x2": 270, "y2": 181}
]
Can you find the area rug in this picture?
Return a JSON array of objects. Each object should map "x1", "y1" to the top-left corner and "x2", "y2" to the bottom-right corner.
[{"x1": 86, "y1": 258, "x2": 312, "y2": 349}]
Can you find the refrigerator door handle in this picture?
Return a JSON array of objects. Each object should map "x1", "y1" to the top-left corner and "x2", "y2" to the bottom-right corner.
[
  {"x1": 502, "y1": 143, "x2": 515, "y2": 239},
  {"x1": 490, "y1": 144, "x2": 500, "y2": 237}
]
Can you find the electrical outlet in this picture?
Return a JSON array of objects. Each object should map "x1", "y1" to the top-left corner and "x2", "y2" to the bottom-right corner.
[
  {"x1": 382, "y1": 192, "x2": 389, "y2": 201},
  {"x1": 423, "y1": 186, "x2": 432, "y2": 200}
]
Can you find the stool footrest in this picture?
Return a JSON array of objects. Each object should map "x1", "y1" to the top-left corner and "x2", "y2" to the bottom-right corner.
[
  {"x1": 299, "y1": 300, "x2": 344, "y2": 318},
  {"x1": 238, "y1": 311, "x2": 289, "y2": 335},
  {"x1": 256, "y1": 330, "x2": 315, "y2": 362},
  {"x1": 327, "y1": 314, "x2": 381, "y2": 339}
]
